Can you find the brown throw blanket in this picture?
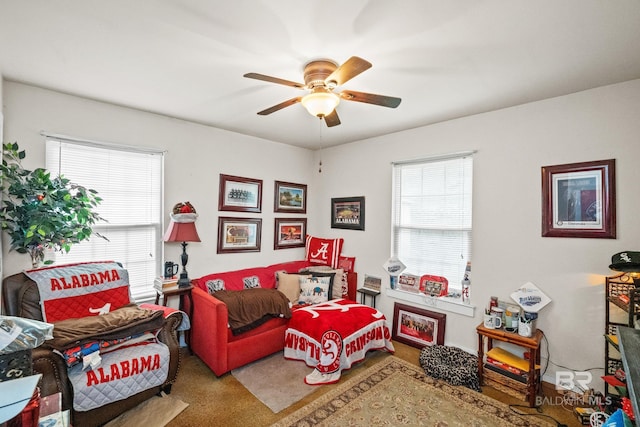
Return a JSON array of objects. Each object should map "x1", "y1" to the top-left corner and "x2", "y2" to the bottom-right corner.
[
  {"x1": 44, "y1": 304, "x2": 165, "y2": 351},
  {"x1": 212, "y1": 288, "x2": 291, "y2": 335}
]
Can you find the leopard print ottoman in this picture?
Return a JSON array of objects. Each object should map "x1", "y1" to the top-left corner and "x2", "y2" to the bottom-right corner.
[{"x1": 419, "y1": 345, "x2": 481, "y2": 391}]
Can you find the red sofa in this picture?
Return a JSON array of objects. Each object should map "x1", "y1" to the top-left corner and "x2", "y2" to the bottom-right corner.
[{"x1": 187, "y1": 260, "x2": 356, "y2": 376}]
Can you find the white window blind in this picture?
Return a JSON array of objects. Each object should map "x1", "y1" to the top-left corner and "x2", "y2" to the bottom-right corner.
[
  {"x1": 45, "y1": 137, "x2": 164, "y2": 302},
  {"x1": 392, "y1": 153, "x2": 473, "y2": 294}
]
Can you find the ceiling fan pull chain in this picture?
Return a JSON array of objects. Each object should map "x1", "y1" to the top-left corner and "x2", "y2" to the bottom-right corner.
[{"x1": 318, "y1": 118, "x2": 323, "y2": 173}]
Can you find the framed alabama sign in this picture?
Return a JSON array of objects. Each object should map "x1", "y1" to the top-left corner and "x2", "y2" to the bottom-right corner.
[{"x1": 331, "y1": 196, "x2": 365, "y2": 231}]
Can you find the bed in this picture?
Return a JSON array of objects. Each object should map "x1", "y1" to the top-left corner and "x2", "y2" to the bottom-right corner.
[{"x1": 283, "y1": 299, "x2": 395, "y2": 384}]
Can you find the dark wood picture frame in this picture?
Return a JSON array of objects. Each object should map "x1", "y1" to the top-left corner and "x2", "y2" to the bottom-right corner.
[
  {"x1": 331, "y1": 196, "x2": 365, "y2": 230},
  {"x1": 541, "y1": 159, "x2": 616, "y2": 238},
  {"x1": 392, "y1": 303, "x2": 446, "y2": 348},
  {"x1": 217, "y1": 216, "x2": 262, "y2": 253},
  {"x1": 274, "y1": 181, "x2": 307, "y2": 213},
  {"x1": 274, "y1": 218, "x2": 307, "y2": 250},
  {"x1": 218, "y1": 174, "x2": 263, "y2": 213}
]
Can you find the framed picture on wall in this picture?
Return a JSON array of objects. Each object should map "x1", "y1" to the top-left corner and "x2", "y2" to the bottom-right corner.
[
  {"x1": 218, "y1": 174, "x2": 263, "y2": 213},
  {"x1": 274, "y1": 218, "x2": 307, "y2": 250},
  {"x1": 331, "y1": 196, "x2": 365, "y2": 230},
  {"x1": 274, "y1": 181, "x2": 307, "y2": 213},
  {"x1": 217, "y1": 217, "x2": 262, "y2": 253},
  {"x1": 392, "y1": 303, "x2": 446, "y2": 348},
  {"x1": 541, "y1": 159, "x2": 616, "y2": 238}
]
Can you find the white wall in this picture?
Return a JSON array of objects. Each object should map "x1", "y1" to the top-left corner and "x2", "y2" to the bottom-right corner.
[
  {"x1": 1, "y1": 81, "x2": 314, "y2": 277},
  {"x1": 0, "y1": 76, "x2": 4, "y2": 291},
  {"x1": 3, "y1": 78, "x2": 640, "y2": 392},
  {"x1": 311, "y1": 79, "x2": 640, "y2": 387}
]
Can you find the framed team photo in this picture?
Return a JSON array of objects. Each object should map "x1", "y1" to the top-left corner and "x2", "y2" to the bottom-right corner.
[
  {"x1": 218, "y1": 174, "x2": 262, "y2": 213},
  {"x1": 392, "y1": 303, "x2": 446, "y2": 348}
]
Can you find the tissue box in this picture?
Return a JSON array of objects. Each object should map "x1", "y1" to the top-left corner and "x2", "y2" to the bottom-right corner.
[{"x1": 0, "y1": 349, "x2": 32, "y2": 381}]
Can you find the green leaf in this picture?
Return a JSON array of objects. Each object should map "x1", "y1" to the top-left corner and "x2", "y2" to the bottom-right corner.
[{"x1": 0, "y1": 142, "x2": 106, "y2": 256}]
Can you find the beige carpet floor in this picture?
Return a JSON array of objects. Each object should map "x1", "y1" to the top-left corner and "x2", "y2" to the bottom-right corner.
[
  {"x1": 230, "y1": 351, "x2": 317, "y2": 413},
  {"x1": 104, "y1": 393, "x2": 188, "y2": 427}
]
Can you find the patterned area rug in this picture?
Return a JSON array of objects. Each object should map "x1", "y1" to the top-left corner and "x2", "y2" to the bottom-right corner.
[{"x1": 271, "y1": 356, "x2": 553, "y2": 427}]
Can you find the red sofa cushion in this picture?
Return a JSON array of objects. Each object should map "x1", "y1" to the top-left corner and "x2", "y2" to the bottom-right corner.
[{"x1": 227, "y1": 316, "x2": 289, "y2": 343}]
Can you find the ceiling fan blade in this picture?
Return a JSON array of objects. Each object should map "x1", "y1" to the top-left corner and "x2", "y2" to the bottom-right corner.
[
  {"x1": 324, "y1": 110, "x2": 341, "y2": 127},
  {"x1": 257, "y1": 97, "x2": 302, "y2": 115},
  {"x1": 340, "y1": 90, "x2": 402, "y2": 108},
  {"x1": 244, "y1": 73, "x2": 305, "y2": 89},
  {"x1": 325, "y1": 56, "x2": 372, "y2": 87}
]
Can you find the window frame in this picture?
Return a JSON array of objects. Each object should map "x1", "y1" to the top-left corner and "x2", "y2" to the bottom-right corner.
[
  {"x1": 391, "y1": 151, "x2": 474, "y2": 299},
  {"x1": 44, "y1": 134, "x2": 164, "y2": 302}
]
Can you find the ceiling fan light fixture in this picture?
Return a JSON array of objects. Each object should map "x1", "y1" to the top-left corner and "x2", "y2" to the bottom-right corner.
[{"x1": 301, "y1": 91, "x2": 340, "y2": 117}]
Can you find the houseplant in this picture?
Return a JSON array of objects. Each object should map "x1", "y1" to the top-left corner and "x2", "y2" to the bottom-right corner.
[{"x1": 0, "y1": 142, "x2": 106, "y2": 268}]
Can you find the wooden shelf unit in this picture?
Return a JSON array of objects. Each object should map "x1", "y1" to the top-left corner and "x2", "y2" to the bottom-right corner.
[{"x1": 476, "y1": 324, "x2": 544, "y2": 407}]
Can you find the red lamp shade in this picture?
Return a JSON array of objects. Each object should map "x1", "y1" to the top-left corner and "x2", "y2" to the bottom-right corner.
[
  {"x1": 163, "y1": 221, "x2": 201, "y2": 243},
  {"x1": 163, "y1": 220, "x2": 200, "y2": 288}
]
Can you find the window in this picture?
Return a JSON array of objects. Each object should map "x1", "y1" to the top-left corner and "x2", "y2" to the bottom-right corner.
[
  {"x1": 391, "y1": 152, "x2": 473, "y2": 295},
  {"x1": 46, "y1": 137, "x2": 164, "y2": 302}
]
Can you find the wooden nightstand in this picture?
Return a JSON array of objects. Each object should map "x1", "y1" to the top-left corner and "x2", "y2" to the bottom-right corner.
[{"x1": 155, "y1": 284, "x2": 194, "y2": 352}]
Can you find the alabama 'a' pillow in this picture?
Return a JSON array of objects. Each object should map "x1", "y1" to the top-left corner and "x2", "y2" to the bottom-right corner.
[{"x1": 305, "y1": 235, "x2": 344, "y2": 269}]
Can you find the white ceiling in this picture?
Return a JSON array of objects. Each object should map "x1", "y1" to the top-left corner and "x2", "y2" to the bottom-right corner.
[{"x1": 1, "y1": 1, "x2": 640, "y2": 150}]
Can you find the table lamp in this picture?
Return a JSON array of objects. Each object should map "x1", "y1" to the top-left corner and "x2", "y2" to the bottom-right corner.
[{"x1": 164, "y1": 202, "x2": 201, "y2": 288}]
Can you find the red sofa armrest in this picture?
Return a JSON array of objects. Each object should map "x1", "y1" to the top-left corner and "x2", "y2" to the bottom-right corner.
[{"x1": 188, "y1": 286, "x2": 231, "y2": 376}]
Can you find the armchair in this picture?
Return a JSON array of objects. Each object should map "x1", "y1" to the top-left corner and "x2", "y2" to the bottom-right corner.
[{"x1": 2, "y1": 270, "x2": 184, "y2": 427}]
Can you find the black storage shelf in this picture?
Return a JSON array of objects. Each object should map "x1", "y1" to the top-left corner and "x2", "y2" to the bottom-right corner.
[{"x1": 605, "y1": 274, "x2": 640, "y2": 399}]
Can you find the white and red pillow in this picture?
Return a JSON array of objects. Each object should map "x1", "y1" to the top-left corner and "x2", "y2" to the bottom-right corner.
[
  {"x1": 25, "y1": 261, "x2": 131, "y2": 323},
  {"x1": 304, "y1": 235, "x2": 343, "y2": 269}
]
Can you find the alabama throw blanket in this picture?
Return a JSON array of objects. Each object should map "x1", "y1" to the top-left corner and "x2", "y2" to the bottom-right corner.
[
  {"x1": 284, "y1": 299, "x2": 395, "y2": 374},
  {"x1": 24, "y1": 261, "x2": 131, "y2": 323}
]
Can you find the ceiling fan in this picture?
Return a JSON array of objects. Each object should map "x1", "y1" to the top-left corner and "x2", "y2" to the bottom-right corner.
[{"x1": 243, "y1": 56, "x2": 401, "y2": 127}]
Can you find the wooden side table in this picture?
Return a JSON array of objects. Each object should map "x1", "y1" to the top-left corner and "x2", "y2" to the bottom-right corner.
[
  {"x1": 476, "y1": 323, "x2": 544, "y2": 407},
  {"x1": 155, "y1": 284, "x2": 194, "y2": 352}
]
